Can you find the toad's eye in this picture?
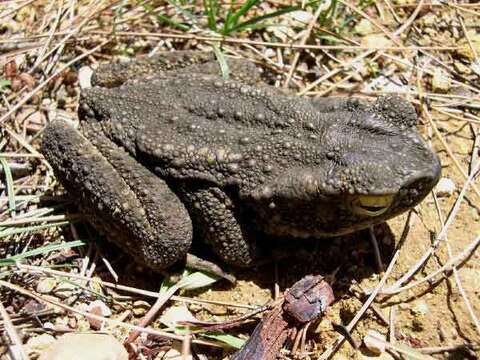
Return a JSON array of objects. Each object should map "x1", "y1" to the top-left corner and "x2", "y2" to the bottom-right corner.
[{"x1": 351, "y1": 195, "x2": 394, "y2": 216}]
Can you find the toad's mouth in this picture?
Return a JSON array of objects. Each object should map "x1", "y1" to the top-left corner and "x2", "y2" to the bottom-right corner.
[{"x1": 351, "y1": 194, "x2": 394, "y2": 217}]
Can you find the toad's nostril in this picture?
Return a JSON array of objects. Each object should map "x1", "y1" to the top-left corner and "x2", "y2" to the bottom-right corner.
[{"x1": 403, "y1": 154, "x2": 442, "y2": 192}]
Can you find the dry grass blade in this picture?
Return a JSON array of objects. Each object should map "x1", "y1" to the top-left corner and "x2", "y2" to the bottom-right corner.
[
  {"x1": 0, "y1": 301, "x2": 28, "y2": 360},
  {"x1": 15, "y1": 263, "x2": 256, "y2": 309},
  {"x1": 283, "y1": 4, "x2": 324, "y2": 88},
  {"x1": 0, "y1": 279, "x2": 224, "y2": 348},
  {"x1": 0, "y1": 40, "x2": 108, "y2": 125},
  {"x1": 383, "y1": 161, "x2": 480, "y2": 294},
  {"x1": 379, "y1": 235, "x2": 480, "y2": 296}
]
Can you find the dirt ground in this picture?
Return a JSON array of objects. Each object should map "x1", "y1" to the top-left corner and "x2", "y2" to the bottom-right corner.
[{"x1": 1, "y1": 1, "x2": 479, "y2": 359}]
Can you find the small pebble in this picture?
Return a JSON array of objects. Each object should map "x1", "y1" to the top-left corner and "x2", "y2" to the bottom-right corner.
[
  {"x1": 435, "y1": 177, "x2": 456, "y2": 197},
  {"x1": 412, "y1": 300, "x2": 429, "y2": 316},
  {"x1": 263, "y1": 48, "x2": 275, "y2": 58},
  {"x1": 363, "y1": 329, "x2": 386, "y2": 355},
  {"x1": 431, "y1": 68, "x2": 451, "y2": 92},
  {"x1": 36, "y1": 278, "x2": 57, "y2": 294},
  {"x1": 288, "y1": 10, "x2": 313, "y2": 24},
  {"x1": 53, "y1": 281, "x2": 76, "y2": 299},
  {"x1": 39, "y1": 333, "x2": 127, "y2": 360},
  {"x1": 361, "y1": 352, "x2": 395, "y2": 360},
  {"x1": 26, "y1": 333, "x2": 55, "y2": 354},
  {"x1": 132, "y1": 300, "x2": 150, "y2": 316},
  {"x1": 78, "y1": 66, "x2": 93, "y2": 89},
  {"x1": 87, "y1": 300, "x2": 112, "y2": 317}
]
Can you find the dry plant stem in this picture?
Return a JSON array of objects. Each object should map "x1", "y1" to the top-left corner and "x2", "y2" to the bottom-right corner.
[
  {"x1": 0, "y1": 153, "x2": 43, "y2": 159},
  {"x1": 0, "y1": 214, "x2": 80, "y2": 226},
  {"x1": 297, "y1": 50, "x2": 375, "y2": 96},
  {"x1": 456, "y1": 8, "x2": 479, "y2": 63},
  {"x1": 2, "y1": 128, "x2": 43, "y2": 158},
  {"x1": 379, "y1": 234, "x2": 480, "y2": 295},
  {"x1": 2, "y1": 31, "x2": 460, "y2": 52},
  {"x1": 182, "y1": 303, "x2": 272, "y2": 331},
  {"x1": 419, "y1": 343, "x2": 480, "y2": 354},
  {"x1": 423, "y1": 107, "x2": 480, "y2": 199},
  {"x1": 314, "y1": 73, "x2": 355, "y2": 97},
  {"x1": 0, "y1": 0, "x2": 39, "y2": 20},
  {"x1": 182, "y1": 333, "x2": 191, "y2": 360},
  {"x1": 274, "y1": 262, "x2": 280, "y2": 300},
  {"x1": 89, "y1": 31, "x2": 458, "y2": 51},
  {"x1": 471, "y1": 128, "x2": 480, "y2": 172},
  {"x1": 101, "y1": 255, "x2": 119, "y2": 282},
  {"x1": 0, "y1": 40, "x2": 109, "y2": 125},
  {"x1": 392, "y1": 0, "x2": 424, "y2": 35},
  {"x1": 0, "y1": 301, "x2": 28, "y2": 360},
  {"x1": 431, "y1": 158, "x2": 480, "y2": 334},
  {"x1": 319, "y1": 250, "x2": 400, "y2": 360},
  {"x1": 125, "y1": 284, "x2": 179, "y2": 344},
  {"x1": 291, "y1": 325, "x2": 303, "y2": 354},
  {"x1": 357, "y1": 89, "x2": 480, "y2": 101},
  {"x1": 352, "y1": 282, "x2": 388, "y2": 325},
  {"x1": 437, "y1": 206, "x2": 480, "y2": 336},
  {"x1": 300, "y1": 321, "x2": 310, "y2": 354},
  {"x1": 31, "y1": 0, "x2": 103, "y2": 75},
  {"x1": 14, "y1": 263, "x2": 256, "y2": 309},
  {"x1": 365, "y1": 332, "x2": 436, "y2": 360},
  {"x1": 337, "y1": 0, "x2": 402, "y2": 46},
  {"x1": 0, "y1": 280, "x2": 222, "y2": 348},
  {"x1": 383, "y1": 0, "x2": 401, "y2": 23},
  {"x1": 389, "y1": 306, "x2": 396, "y2": 344},
  {"x1": 30, "y1": 3, "x2": 63, "y2": 72},
  {"x1": 283, "y1": 4, "x2": 324, "y2": 88},
  {"x1": 434, "y1": 108, "x2": 480, "y2": 126},
  {"x1": 378, "y1": 136, "x2": 480, "y2": 294},
  {"x1": 369, "y1": 227, "x2": 384, "y2": 272}
]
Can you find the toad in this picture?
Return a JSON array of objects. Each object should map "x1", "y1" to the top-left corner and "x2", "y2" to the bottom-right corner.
[{"x1": 42, "y1": 51, "x2": 441, "y2": 271}]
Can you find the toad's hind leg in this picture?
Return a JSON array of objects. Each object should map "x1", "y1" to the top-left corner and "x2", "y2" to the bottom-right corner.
[
  {"x1": 42, "y1": 120, "x2": 193, "y2": 271},
  {"x1": 178, "y1": 186, "x2": 258, "y2": 268}
]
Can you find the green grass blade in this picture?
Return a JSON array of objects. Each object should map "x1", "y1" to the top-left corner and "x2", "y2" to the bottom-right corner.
[
  {"x1": 203, "y1": 0, "x2": 219, "y2": 32},
  {"x1": 223, "y1": 0, "x2": 260, "y2": 35},
  {"x1": 0, "y1": 79, "x2": 11, "y2": 93},
  {"x1": 0, "y1": 158, "x2": 16, "y2": 216},
  {"x1": 203, "y1": 332, "x2": 245, "y2": 349},
  {"x1": 156, "y1": 13, "x2": 191, "y2": 31},
  {"x1": 142, "y1": 3, "x2": 190, "y2": 32},
  {"x1": 0, "y1": 221, "x2": 70, "y2": 238},
  {"x1": 166, "y1": 0, "x2": 198, "y2": 27},
  {"x1": 230, "y1": 4, "x2": 302, "y2": 33},
  {"x1": 222, "y1": 5, "x2": 235, "y2": 35},
  {"x1": 0, "y1": 239, "x2": 87, "y2": 267},
  {"x1": 212, "y1": 45, "x2": 229, "y2": 80},
  {"x1": 318, "y1": 0, "x2": 338, "y2": 26}
]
